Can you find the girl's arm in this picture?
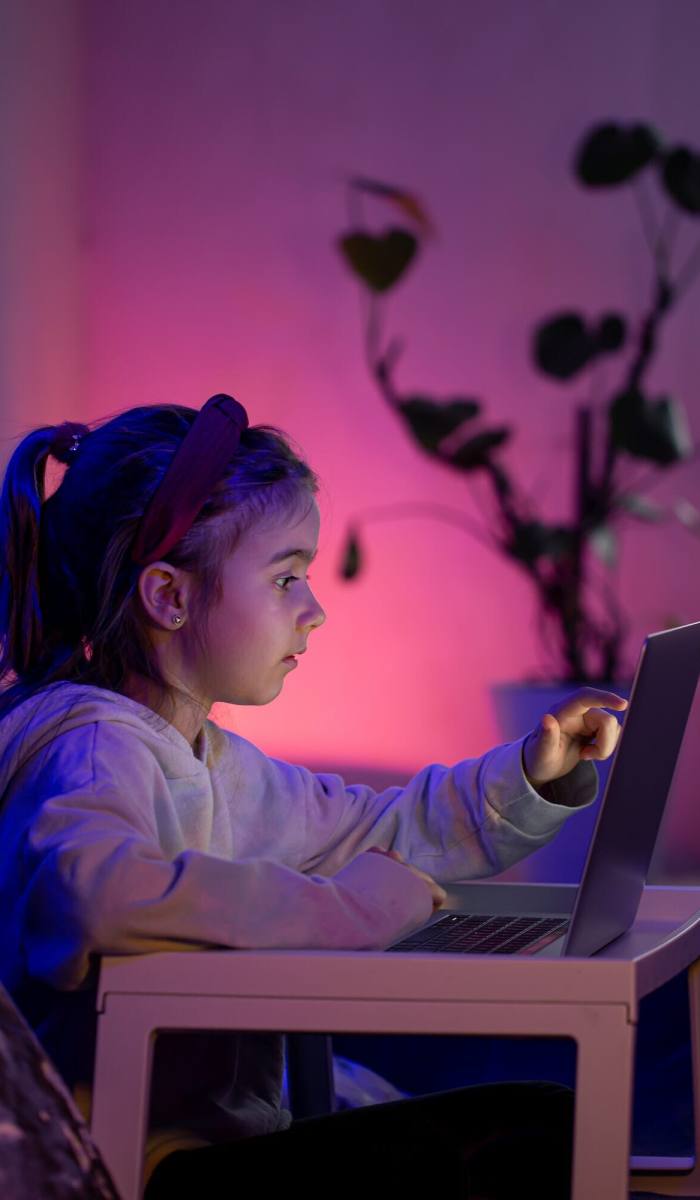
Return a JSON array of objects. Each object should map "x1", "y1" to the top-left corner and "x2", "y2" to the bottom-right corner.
[
  {"x1": 263, "y1": 737, "x2": 598, "y2": 880},
  {"x1": 7, "y1": 728, "x2": 434, "y2": 992}
]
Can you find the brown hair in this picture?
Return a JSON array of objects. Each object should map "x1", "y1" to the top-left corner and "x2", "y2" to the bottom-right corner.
[{"x1": 0, "y1": 404, "x2": 318, "y2": 719}]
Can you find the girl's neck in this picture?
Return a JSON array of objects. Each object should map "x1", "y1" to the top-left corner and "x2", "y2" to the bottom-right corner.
[{"x1": 121, "y1": 672, "x2": 210, "y2": 749}]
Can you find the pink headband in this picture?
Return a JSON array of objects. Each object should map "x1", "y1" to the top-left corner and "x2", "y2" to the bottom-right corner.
[{"x1": 130, "y1": 393, "x2": 249, "y2": 567}]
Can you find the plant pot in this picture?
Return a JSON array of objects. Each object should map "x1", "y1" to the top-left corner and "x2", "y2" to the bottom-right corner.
[{"x1": 490, "y1": 680, "x2": 631, "y2": 883}]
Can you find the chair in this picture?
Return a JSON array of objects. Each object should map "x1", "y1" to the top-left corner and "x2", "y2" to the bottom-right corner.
[{"x1": 0, "y1": 979, "x2": 119, "y2": 1199}]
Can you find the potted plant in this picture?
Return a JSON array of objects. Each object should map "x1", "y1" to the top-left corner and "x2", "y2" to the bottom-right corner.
[
  {"x1": 336, "y1": 122, "x2": 699, "y2": 684},
  {"x1": 335, "y1": 122, "x2": 700, "y2": 878}
]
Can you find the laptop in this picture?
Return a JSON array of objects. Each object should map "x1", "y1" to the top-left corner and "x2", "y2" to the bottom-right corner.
[{"x1": 387, "y1": 621, "x2": 700, "y2": 959}]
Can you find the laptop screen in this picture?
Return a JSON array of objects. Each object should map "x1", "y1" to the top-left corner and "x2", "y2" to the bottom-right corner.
[{"x1": 563, "y1": 621, "x2": 700, "y2": 957}]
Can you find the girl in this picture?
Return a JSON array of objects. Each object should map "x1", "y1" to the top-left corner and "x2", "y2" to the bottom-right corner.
[{"x1": 0, "y1": 394, "x2": 625, "y2": 1198}]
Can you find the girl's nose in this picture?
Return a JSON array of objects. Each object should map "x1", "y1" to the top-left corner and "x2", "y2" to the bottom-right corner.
[{"x1": 301, "y1": 593, "x2": 326, "y2": 632}]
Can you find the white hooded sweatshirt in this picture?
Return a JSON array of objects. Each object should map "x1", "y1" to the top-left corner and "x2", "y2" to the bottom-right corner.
[{"x1": 0, "y1": 682, "x2": 596, "y2": 1151}]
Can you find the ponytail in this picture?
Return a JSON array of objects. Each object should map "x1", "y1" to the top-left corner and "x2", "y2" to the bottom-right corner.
[
  {"x1": 0, "y1": 422, "x2": 90, "y2": 700},
  {"x1": 0, "y1": 426, "x2": 56, "y2": 680}
]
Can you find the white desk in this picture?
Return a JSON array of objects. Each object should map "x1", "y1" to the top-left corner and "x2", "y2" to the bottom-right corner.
[{"x1": 92, "y1": 883, "x2": 700, "y2": 1200}]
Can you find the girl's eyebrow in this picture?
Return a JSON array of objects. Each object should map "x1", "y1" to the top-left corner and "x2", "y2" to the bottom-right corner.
[{"x1": 266, "y1": 547, "x2": 318, "y2": 566}]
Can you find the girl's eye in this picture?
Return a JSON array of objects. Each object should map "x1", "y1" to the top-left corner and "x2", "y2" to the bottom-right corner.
[{"x1": 274, "y1": 573, "x2": 312, "y2": 592}]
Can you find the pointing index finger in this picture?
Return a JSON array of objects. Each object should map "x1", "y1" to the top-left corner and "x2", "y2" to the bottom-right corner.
[{"x1": 559, "y1": 688, "x2": 629, "y2": 715}]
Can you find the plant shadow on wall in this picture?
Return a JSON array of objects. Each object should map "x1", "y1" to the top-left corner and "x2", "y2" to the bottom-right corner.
[{"x1": 336, "y1": 122, "x2": 700, "y2": 685}]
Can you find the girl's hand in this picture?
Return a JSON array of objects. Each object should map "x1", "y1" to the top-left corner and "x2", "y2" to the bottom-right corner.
[
  {"x1": 368, "y1": 847, "x2": 447, "y2": 910},
  {"x1": 523, "y1": 688, "x2": 628, "y2": 789}
]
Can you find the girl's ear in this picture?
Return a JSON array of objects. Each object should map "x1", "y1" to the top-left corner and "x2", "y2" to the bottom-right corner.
[{"x1": 137, "y1": 561, "x2": 192, "y2": 630}]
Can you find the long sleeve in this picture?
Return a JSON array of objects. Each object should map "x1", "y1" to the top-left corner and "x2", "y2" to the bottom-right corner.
[{"x1": 238, "y1": 734, "x2": 598, "y2": 881}]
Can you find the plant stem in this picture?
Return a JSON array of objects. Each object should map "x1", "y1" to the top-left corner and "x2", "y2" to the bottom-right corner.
[
  {"x1": 566, "y1": 405, "x2": 593, "y2": 674},
  {"x1": 364, "y1": 293, "x2": 383, "y2": 376},
  {"x1": 598, "y1": 272, "x2": 674, "y2": 507},
  {"x1": 675, "y1": 239, "x2": 700, "y2": 299},
  {"x1": 353, "y1": 501, "x2": 500, "y2": 553},
  {"x1": 576, "y1": 406, "x2": 592, "y2": 519},
  {"x1": 658, "y1": 204, "x2": 681, "y2": 275},
  {"x1": 635, "y1": 179, "x2": 659, "y2": 260}
]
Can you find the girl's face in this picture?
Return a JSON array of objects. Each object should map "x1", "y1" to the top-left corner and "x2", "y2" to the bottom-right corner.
[{"x1": 195, "y1": 498, "x2": 325, "y2": 707}]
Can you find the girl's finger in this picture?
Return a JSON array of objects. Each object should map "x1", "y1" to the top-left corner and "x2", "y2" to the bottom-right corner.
[
  {"x1": 580, "y1": 711, "x2": 621, "y2": 759},
  {"x1": 554, "y1": 690, "x2": 628, "y2": 722},
  {"x1": 367, "y1": 846, "x2": 404, "y2": 862}
]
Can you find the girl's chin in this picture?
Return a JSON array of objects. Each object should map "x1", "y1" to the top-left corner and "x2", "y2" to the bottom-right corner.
[
  {"x1": 213, "y1": 683, "x2": 282, "y2": 707},
  {"x1": 250, "y1": 682, "x2": 286, "y2": 706}
]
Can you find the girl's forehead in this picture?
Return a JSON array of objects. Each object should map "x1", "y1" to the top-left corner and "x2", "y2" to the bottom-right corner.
[{"x1": 243, "y1": 499, "x2": 320, "y2": 562}]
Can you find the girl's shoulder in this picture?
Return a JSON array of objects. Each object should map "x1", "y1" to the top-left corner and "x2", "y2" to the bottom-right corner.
[
  {"x1": 0, "y1": 681, "x2": 288, "y2": 787},
  {"x1": 0, "y1": 682, "x2": 208, "y2": 783},
  {"x1": 0, "y1": 681, "x2": 171, "y2": 741}
]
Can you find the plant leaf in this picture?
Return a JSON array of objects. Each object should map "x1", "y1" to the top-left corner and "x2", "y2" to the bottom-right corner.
[
  {"x1": 597, "y1": 313, "x2": 627, "y2": 354},
  {"x1": 661, "y1": 147, "x2": 700, "y2": 216},
  {"x1": 398, "y1": 395, "x2": 481, "y2": 452},
  {"x1": 589, "y1": 525, "x2": 618, "y2": 567},
  {"x1": 610, "y1": 389, "x2": 694, "y2": 465},
  {"x1": 446, "y1": 428, "x2": 511, "y2": 470},
  {"x1": 339, "y1": 530, "x2": 362, "y2": 580},
  {"x1": 533, "y1": 313, "x2": 594, "y2": 380},
  {"x1": 507, "y1": 522, "x2": 575, "y2": 566},
  {"x1": 617, "y1": 493, "x2": 665, "y2": 521},
  {"x1": 545, "y1": 526, "x2": 578, "y2": 559},
  {"x1": 349, "y1": 177, "x2": 433, "y2": 233},
  {"x1": 574, "y1": 122, "x2": 659, "y2": 187},
  {"x1": 674, "y1": 499, "x2": 700, "y2": 533},
  {"x1": 338, "y1": 229, "x2": 418, "y2": 292},
  {"x1": 490, "y1": 462, "x2": 513, "y2": 501}
]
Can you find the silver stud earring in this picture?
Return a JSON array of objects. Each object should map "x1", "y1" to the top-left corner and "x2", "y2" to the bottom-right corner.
[{"x1": 171, "y1": 614, "x2": 183, "y2": 626}]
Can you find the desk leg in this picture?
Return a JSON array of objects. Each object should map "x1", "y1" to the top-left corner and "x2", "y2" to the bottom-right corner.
[
  {"x1": 91, "y1": 998, "x2": 155, "y2": 1200},
  {"x1": 572, "y1": 1003, "x2": 635, "y2": 1200},
  {"x1": 630, "y1": 959, "x2": 700, "y2": 1196}
]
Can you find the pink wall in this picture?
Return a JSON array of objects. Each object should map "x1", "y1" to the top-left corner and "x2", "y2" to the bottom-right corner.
[
  {"x1": 0, "y1": 0, "x2": 83, "y2": 442},
  {"x1": 60, "y1": 0, "x2": 700, "y2": 868}
]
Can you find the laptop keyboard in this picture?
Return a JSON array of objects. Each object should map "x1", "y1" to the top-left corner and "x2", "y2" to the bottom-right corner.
[{"x1": 387, "y1": 913, "x2": 570, "y2": 955}]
